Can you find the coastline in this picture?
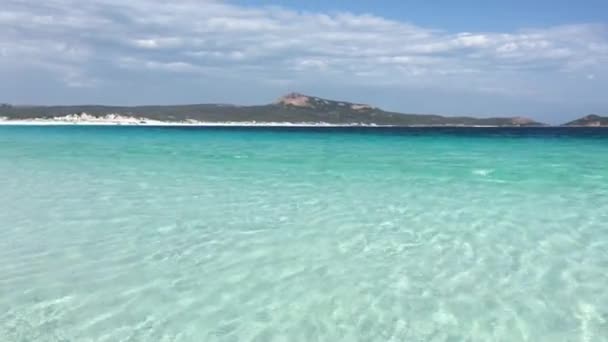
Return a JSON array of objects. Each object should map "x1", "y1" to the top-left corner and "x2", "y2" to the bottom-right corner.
[{"x1": 0, "y1": 119, "x2": 553, "y2": 128}]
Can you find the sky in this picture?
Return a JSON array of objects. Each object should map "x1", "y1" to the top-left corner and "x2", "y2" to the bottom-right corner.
[{"x1": 1, "y1": 0, "x2": 607, "y2": 123}]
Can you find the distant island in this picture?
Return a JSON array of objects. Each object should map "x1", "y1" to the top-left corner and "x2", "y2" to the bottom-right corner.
[{"x1": 0, "y1": 93, "x2": 605, "y2": 127}]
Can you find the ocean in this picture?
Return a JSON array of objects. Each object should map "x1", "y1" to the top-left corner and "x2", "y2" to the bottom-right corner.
[{"x1": 1, "y1": 126, "x2": 607, "y2": 341}]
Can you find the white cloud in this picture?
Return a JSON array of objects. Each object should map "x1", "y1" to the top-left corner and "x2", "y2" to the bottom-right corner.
[
  {"x1": 0, "y1": 0, "x2": 606, "y2": 99},
  {"x1": 132, "y1": 39, "x2": 160, "y2": 49},
  {"x1": 455, "y1": 33, "x2": 491, "y2": 47}
]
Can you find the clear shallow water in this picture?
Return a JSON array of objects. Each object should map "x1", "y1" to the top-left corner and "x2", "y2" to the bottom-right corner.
[{"x1": 1, "y1": 126, "x2": 607, "y2": 341}]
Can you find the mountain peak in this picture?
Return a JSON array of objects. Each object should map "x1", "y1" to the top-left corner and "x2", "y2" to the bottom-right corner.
[{"x1": 275, "y1": 93, "x2": 375, "y2": 111}]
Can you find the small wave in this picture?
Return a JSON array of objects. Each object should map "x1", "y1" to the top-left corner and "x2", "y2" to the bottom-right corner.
[{"x1": 472, "y1": 169, "x2": 493, "y2": 176}]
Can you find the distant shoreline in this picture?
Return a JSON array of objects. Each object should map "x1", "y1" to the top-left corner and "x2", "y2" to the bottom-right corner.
[
  {"x1": 0, "y1": 93, "x2": 550, "y2": 127},
  {"x1": 1, "y1": 93, "x2": 605, "y2": 126}
]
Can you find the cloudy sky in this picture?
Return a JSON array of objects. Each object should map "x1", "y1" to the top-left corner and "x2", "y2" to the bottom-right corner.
[{"x1": 1, "y1": 0, "x2": 607, "y2": 122}]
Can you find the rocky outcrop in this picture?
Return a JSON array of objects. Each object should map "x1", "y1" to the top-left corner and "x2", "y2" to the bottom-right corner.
[
  {"x1": 276, "y1": 93, "x2": 374, "y2": 111},
  {"x1": 275, "y1": 93, "x2": 314, "y2": 108}
]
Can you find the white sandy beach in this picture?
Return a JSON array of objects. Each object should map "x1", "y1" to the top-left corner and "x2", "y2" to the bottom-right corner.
[
  {"x1": 0, "y1": 113, "x2": 518, "y2": 127},
  {"x1": 0, "y1": 114, "x2": 379, "y2": 127},
  {"x1": 0, "y1": 120, "x2": 384, "y2": 127}
]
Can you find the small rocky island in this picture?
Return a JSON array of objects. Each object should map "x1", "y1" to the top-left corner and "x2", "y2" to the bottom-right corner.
[{"x1": 0, "y1": 93, "x2": 599, "y2": 127}]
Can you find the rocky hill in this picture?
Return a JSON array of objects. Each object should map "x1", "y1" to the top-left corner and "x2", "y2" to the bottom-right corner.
[{"x1": 563, "y1": 114, "x2": 608, "y2": 127}]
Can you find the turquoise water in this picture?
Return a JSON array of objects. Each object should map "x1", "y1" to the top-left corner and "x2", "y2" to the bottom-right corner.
[{"x1": 1, "y1": 126, "x2": 607, "y2": 341}]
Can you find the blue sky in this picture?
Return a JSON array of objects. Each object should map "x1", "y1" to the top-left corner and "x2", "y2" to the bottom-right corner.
[
  {"x1": 1, "y1": 0, "x2": 607, "y2": 123},
  {"x1": 236, "y1": 0, "x2": 608, "y2": 31}
]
